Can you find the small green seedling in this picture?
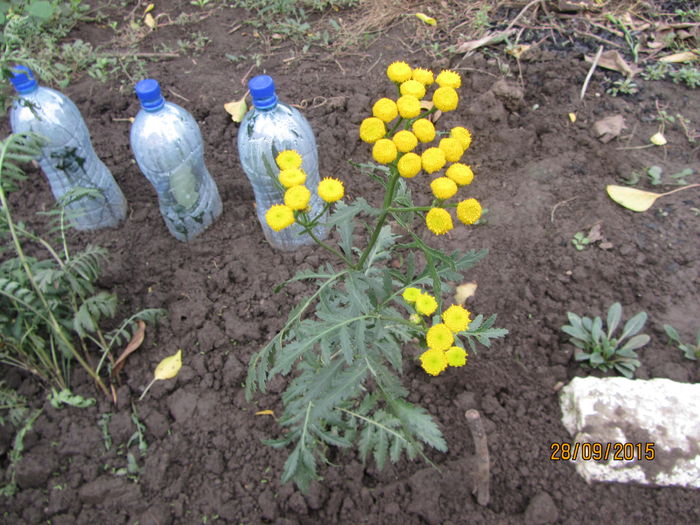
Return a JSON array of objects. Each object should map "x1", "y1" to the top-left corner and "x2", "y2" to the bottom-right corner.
[
  {"x1": 664, "y1": 325, "x2": 700, "y2": 361},
  {"x1": 571, "y1": 232, "x2": 590, "y2": 251},
  {"x1": 562, "y1": 302, "x2": 650, "y2": 378}
]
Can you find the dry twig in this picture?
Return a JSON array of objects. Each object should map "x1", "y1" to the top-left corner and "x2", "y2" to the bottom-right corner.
[
  {"x1": 465, "y1": 409, "x2": 490, "y2": 506},
  {"x1": 580, "y1": 45, "x2": 604, "y2": 100}
]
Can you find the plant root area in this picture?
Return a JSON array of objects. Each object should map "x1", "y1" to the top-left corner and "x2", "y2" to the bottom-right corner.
[{"x1": 1, "y1": 2, "x2": 699, "y2": 524}]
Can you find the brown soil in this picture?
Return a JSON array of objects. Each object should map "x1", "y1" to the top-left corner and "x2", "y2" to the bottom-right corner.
[{"x1": 1, "y1": 2, "x2": 699, "y2": 524}]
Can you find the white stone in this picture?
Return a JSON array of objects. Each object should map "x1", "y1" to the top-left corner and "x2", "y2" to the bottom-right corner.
[{"x1": 559, "y1": 376, "x2": 700, "y2": 488}]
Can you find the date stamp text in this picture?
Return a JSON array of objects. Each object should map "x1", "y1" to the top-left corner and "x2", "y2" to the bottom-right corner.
[{"x1": 550, "y1": 442, "x2": 655, "y2": 461}]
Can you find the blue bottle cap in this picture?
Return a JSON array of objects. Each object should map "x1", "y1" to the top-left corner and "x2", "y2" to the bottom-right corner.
[
  {"x1": 249, "y1": 75, "x2": 278, "y2": 110},
  {"x1": 135, "y1": 78, "x2": 165, "y2": 111},
  {"x1": 10, "y1": 65, "x2": 38, "y2": 94}
]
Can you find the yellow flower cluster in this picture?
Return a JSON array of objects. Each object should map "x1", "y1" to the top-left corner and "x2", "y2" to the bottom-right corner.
[
  {"x1": 359, "y1": 61, "x2": 483, "y2": 237},
  {"x1": 403, "y1": 287, "x2": 471, "y2": 376},
  {"x1": 265, "y1": 149, "x2": 345, "y2": 232}
]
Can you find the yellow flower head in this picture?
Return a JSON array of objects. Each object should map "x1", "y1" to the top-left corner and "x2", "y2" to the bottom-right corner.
[
  {"x1": 265, "y1": 204, "x2": 295, "y2": 232},
  {"x1": 372, "y1": 138, "x2": 398, "y2": 164},
  {"x1": 421, "y1": 147, "x2": 446, "y2": 174},
  {"x1": 430, "y1": 177, "x2": 458, "y2": 200},
  {"x1": 446, "y1": 346, "x2": 467, "y2": 367},
  {"x1": 359, "y1": 117, "x2": 386, "y2": 143},
  {"x1": 373, "y1": 98, "x2": 398, "y2": 123},
  {"x1": 446, "y1": 163, "x2": 474, "y2": 186},
  {"x1": 396, "y1": 95, "x2": 421, "y2": 119},
  {"x1": 387, "y1": 61, "x2": 412, "y2": 83},
  {"x1": 420, "y1": 348, "x2": 448, "y2": 376},
  {"x1": 425, "y1": 207, "x2": 453, "y2": 235},
  {"x1": 450, "y1": 126, "x2": 472, "y2": 151},
  {"x1": 412, "y1": 67, "x2": 434, "y2": 85},
  {"x1": 439, "y1": 137, "x2": 463, "y2": 163},
  {"x1": 318, "y1": 177, "x2": 344, "y2": 203},
  {"x1": 426, "y1": 323, "x2": 454, "y2": 351},
  {"x1": 276, "y1": 150, "x2": 302, "y2": 170},
  {"x1": 284, "y1": 185, "x2": 311, "y2": 210},
  {"x1": 400, "y1": 79, "x2": 426, "y2": 100},
  {"x1": 456, "y1": 198, "x2": 482, "y2": 225},
  {"x1": 436, "y1": 69, "x2": 462, "y2": 88},
  {"x1": 412, "y1": 118, "x2": 436, "y2": 143},
  {"x1": 278, "y1": 168, "x2": 307, "y2": 188},
  {"x1": 433, "y1": 87, "x2": 459, "y2": 112},
  {"x1": 397, "y1": 152, "x2": 422, "y2": 178},
  {"x1": 393, "y1": 130, "x2": 418, "y2": 153},
  {"x1": 402, "y1": 287, "x2": 421, "y2": 303},
  {"x1": 415, "y1": 293, "x2": 438, "y2": 316},
  {"x1": 442, "y1": 304, "x2": 471, "y2": 333}
]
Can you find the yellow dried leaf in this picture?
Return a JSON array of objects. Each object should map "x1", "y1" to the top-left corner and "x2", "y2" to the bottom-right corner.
[
  {"x1": 568, "y1": 113, "x2": 576, "y2": 123},
  {"x1": 658, "y1": 51, "x2": 698, "y2": 63},
  {"x1": 255, "y1": 410, "x2": 275, "y2": 416},
  {"x1": 415, "y1": 12, "x2": 437, "y2": 26},
  {"x1": 606, "y1": 185, "x2": 659, "y2": 212},
  {"x1": 144, "y1": 13, "x2": 156, "y2": 30},
  {"x1": 454, "y1": 282, "x2": 477, "y2": 305},
  {"x1": 224, "y1": 94, "x2": 248, "y2": 123},
  {"x1": 506, "y1": 44, "x2": 531, "y2": 59},
  {"x1": 144, "y1": 3, "x2": 155, "y2": 14},
  {"x1": 650, "y1": 132, "x2": 667, "y2": 146},
  {"x1": 154, "y1": 349, "x2": 182, "y2": 380}
]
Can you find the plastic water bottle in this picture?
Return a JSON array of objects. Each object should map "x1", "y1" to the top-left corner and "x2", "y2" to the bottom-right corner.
[
  {"x1": 8, "y1": 65, "x2": 127, "y2": 230},
  {"x1": 237, "y1": 75, "x2": 327, "y2": 251},
  {"x1": 131, "y1": 79, "x2": 222, "y2": 242}
]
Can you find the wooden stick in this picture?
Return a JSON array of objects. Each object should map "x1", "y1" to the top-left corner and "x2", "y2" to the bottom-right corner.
[{"x1": 465, "y1": 409, "x2": 490, "y2": 506}]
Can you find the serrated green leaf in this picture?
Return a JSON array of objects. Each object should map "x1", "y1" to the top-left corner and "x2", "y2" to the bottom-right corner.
[{"x1": 339, "y1": 325, "x2": 353, "y2": 365}]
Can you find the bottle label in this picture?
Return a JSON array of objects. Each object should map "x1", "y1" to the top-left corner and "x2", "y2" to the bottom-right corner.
[{"x1": 169, "y1": 163, "x2": 199, "y2": 210}]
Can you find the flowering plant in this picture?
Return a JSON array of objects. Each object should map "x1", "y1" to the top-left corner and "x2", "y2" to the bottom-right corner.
[{"x1": 246, "y1": 62, "x2": 507, "y2": 490}]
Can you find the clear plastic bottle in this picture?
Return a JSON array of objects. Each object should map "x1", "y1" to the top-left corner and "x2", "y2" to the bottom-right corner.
[
  {"x1": 9, "y1": 65, "x2": 127, "y2": 230},
  {"x1": 130, "y1": 78, "x2": 222, "y2": 242},
  {"x1": 237, "y1": 75, "x2": 327, "y2": 251}
]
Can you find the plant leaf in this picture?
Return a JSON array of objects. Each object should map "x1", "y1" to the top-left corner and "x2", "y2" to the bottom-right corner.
[
  {"x1": 620, "y1": 312, "x2": 648, "y2": 340},
  {"x1": 607, "y1": 185, "x2": 660, "y2": 212},
  {"x1": 607, "y1": 302, "x2": 622, "y2": 339},
  {"x1": 154, "y1": 349, "x2": 182, "y2": 380},
  {"x1": 112, "y1": 320, "x2": 146, "y2": 376}
]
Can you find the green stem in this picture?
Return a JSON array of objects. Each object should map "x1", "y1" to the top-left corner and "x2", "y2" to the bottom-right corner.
[
  {"x1": 296, "y1": 212, "x2": 354, "y2": 267},
  {"x1": 356, "y1": 166, "x2": 402, "y2": 270}
]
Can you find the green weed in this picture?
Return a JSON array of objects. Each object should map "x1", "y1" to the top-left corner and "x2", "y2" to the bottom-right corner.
[
  {"x1": 0, "y1": 384, "x2": 41, "y2": 496},
  {"x1": 571, "y1": 231, "x2": 590, "y2": 251},
  {"x1": 0, "y1": 133, "x2": 166, "y2": 396},
  {"x1": 664, "y1": 325, "x2": 700, "y2": 361},
  {"x1": 562, "y1": 302, "x2": 649, "y2": 378}
]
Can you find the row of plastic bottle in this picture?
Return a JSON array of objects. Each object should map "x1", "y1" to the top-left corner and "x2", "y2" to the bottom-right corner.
[{"x1": 8, "y1": 66, "x2": 327, "y2": 249}]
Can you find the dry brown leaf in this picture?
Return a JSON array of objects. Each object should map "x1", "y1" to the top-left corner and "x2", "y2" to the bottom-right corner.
[
  {"x1": 112, "y1": 320, "x2": 146, "y2": 377},
  {"x1": 586, "y1": 222, "x2": 604, "y2": 243},
  {"x1": 585, "y1": 50, "x2": 641, "y2": 78},
  {"x1": 593, "y1": 115, "x2": 626, "y2": 143},
  {"x1": 454, "y1": 29, "x2": 514, "y2": 54}
]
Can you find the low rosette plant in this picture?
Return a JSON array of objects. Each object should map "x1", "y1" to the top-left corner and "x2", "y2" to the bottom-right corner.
[{"x1": 248, "y1": 61, "x2": 507, "y2": 490}]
